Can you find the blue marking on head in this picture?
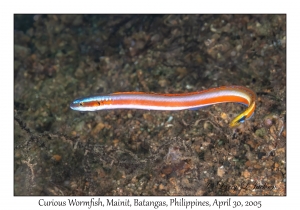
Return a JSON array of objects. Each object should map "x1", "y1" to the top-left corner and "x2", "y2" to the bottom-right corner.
[{"x1": 237, "y1": 115, "x2": 246, "y2": 123}]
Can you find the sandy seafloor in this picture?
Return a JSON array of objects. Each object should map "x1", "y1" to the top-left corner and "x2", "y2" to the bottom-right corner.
[{"x1": 14, "y1": 14, "x2": 286, "y2": 195}]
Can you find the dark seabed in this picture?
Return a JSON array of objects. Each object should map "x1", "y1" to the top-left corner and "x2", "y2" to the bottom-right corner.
[{"x1": 14, "y1": 14, "x2": 286, "y2": 195}]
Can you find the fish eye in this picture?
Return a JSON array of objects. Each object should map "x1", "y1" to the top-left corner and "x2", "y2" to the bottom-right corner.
[{"x1": 79, "y1": 102, "x2": 83, "y2": 106}]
